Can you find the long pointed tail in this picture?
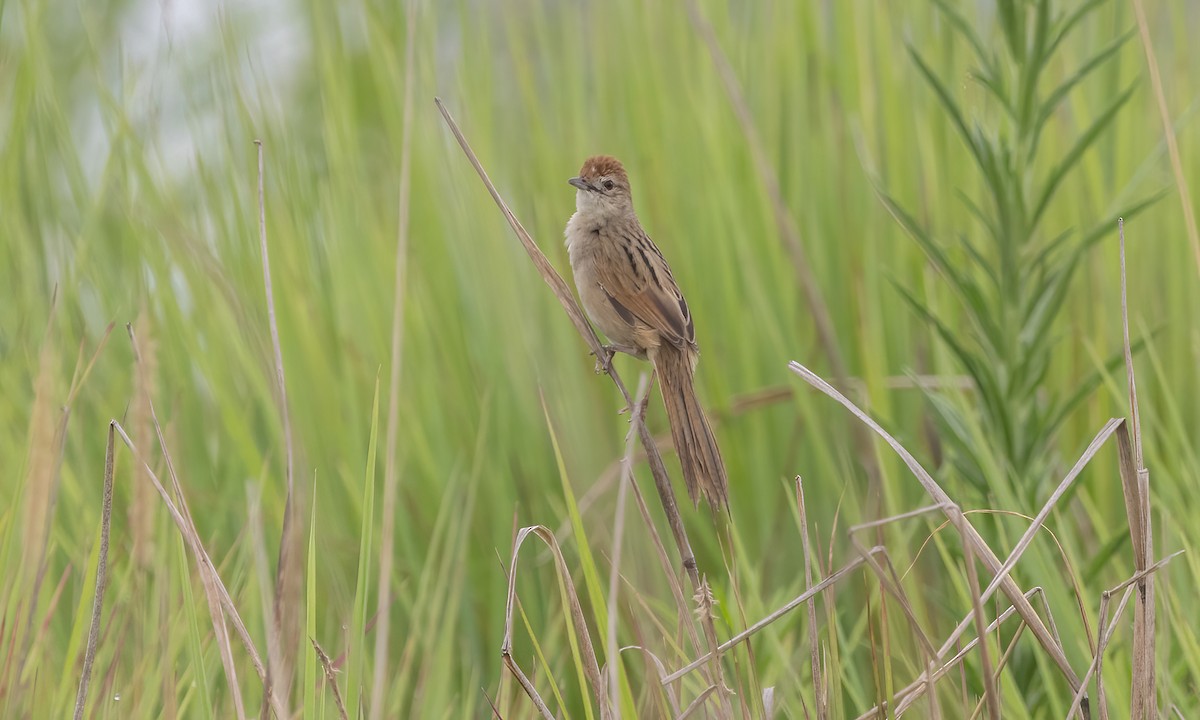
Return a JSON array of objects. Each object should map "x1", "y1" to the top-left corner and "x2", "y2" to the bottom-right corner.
[{"x1": 651, "y1": 344, "x2": 729, "y2": 510}]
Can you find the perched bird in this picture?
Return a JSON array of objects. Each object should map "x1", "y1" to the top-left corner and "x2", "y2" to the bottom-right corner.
[{"x1": 564, "y1": 155, "x2": 729, "y2": 510}]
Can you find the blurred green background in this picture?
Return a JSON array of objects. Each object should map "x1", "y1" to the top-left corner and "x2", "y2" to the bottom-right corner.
[{"x1": 3, "y1": 0, "x2": 1198, "y2": 716}]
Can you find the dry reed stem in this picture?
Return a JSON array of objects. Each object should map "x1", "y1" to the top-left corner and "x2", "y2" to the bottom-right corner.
[
  {"x1": 501, "y1": 525, "x2": 610, "y2": 719},
  {"x1": 312, "y1": 638, "x2": 350, "y2": 720},
  {"x1": 621, "y1": 441, "x2": 717, "y2": 695},
  {"x1": 664, "y1": 547, "x2": 887, "y2": 684},
  {"x1": 1128, "y1": 1, "x2": 1200, "y2": 277},
  {"x1": 72, "y1": 423, "x2": 114, "y2": 720},
  {"x1": 605, "y1": 373, "x2": 649, "y2": 718},
  {"x1": 796, "y1": 477, "x2": 826, "y2": 720},
  {"x1": 955, "y1": 507, "x2": 1000, "y2": 720},
  {"x1": 371, "y1": 1, "x2": 421, "y2": 716},
  {"x1": 433, "y1": 97, "x2": 704, "y2": 590},
  {"x1": 253, "y1": 139, "x2": 301, "y2": 717},
  {"x1": 1066, "y1": 552, "x2": 1181, "y2": 719},
  {"x1": 1117, "y1": 218, "x2": 1156, "y2": 719},
  {"x1": 788, "y1": 361, "x2": 1085, "y2": 700}
]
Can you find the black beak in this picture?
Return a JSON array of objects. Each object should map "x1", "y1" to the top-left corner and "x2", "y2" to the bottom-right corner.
[{"x1": 568, "y1": 177, "x2": 590, "y2": 191}]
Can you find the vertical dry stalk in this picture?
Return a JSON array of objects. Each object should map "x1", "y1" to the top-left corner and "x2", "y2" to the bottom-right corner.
[
  {"x1": 254, "y1": 139, "x2": 301, "y2": 714},
  {"x1": 371, "y1": 1, "x2": 421, "y2": 716},
  {"x1": 954, "y1": 509, "x2": 1000, "y2": 720},
  {"x1": 796, "y1": 477, "x2": 826, "y2": 720},
  {"x1": 73, "y1": 423, "x2": 115, "y2": 720},
  {"x1": 605, "y1": 373, "x2": 650, "y2": 718},
  {"x1": 1117, "y1": 219, "x2": 1156, "y2": 719}
]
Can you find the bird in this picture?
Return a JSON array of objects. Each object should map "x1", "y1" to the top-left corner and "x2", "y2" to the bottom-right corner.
[{"x1": 563, "y1": 155, "x2": 729, "y2": 510}]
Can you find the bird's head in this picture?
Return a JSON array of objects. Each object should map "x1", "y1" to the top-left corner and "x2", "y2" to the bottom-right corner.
[{"x1": 569, "y1": 155, "x2": 633, "y2": 216}]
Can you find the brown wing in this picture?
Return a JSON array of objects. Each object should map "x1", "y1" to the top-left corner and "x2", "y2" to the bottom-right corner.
[{"x1": 593, "y1": 226, "x2": 696, "y2": 350}]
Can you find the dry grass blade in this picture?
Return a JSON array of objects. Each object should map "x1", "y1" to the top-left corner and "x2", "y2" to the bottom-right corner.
[
  {"x1": 371, "y1": 1, "x2": 421, "y2": 716},
  {"x1": 796, "y1": 477, "x2": 826, "y2": 720},
  {"x1": 856, "y1": 587, "x2": 1047, "y2": 719},
  {"x1": 664, "y1": 547, "x2": 885, "y2": 684},
  {"x1": 502, "y1": 525, "x2": 609, "y2": 719},
  {"x1": 677, "y1": 685, "x2": 719, "y2": 720},
  {"x1": 434, "y1": 97, "x2": 703, "y2": 590},
  {"x1": 787, "y1": 361, "x2": 1084, "y2": 698},
  {"x1": 128, "y1": 325, "x2": 258, "y2": 719},
  {"x1": 619, "y1": 646, "x2": 681, "y2": 715},
  {"x1": 1117, "y1": 218, "x2": 1156, "y2": 720},
  {"x1": 312, "y1": 638, "x2": 350, "y2": 720},
  {"x1": 846, "y1": 519, "x2": 938, "y2": 661},
  {"x1": 254, "y1": 139, "x2": 301, "y2": 716},
  {"x1": 114, "y1": 418, "x2": 252, "y2": 718},
  {"x1": 72, "y1": 423, "x2": 114, "y2": 720}
]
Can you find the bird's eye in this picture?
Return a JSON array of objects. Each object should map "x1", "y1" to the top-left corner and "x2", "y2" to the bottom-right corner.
[{"x1": 603, "y1": 180, "x2": 615, "y2": 191}]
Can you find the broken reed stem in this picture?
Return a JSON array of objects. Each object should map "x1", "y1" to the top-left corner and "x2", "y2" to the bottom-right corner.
[
  {"x1": 434, "y1": 98, "x2": 701, "y2": 589},
  {"x1": 73, "y1": 423, "x2": 115, "y2": 720},
  {"x1": 371, "y1": 0, "x2": 421, "y2": 716},
  {"x1": 1118, "y1": 218, "x2": 1156, "y2": 719},
  {"x1": 1066, "y1": 552, "x2": 1181, "y2": 718}
]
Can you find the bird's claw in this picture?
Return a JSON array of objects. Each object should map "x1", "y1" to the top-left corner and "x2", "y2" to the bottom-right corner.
[{"x1": 592, "y1": 345, "x2": 618, "y2": 375}]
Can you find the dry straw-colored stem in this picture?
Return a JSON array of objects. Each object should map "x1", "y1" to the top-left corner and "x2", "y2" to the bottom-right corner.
[
  {"x1": 664, "y1": 546, "x2": 886, "y2": 684},
  {"x1": 796, "y1": 477, "x2": 826, "y2": 720},
  {"x1": 73, "y1": 423, "x2": 115, "y2": 720},
  {"x1": 1117, "y1": 218, "x2": 1156, "y2": 719}
]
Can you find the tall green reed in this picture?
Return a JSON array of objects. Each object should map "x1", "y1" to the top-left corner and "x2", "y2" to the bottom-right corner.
[{"x1": 881, "y1": 0, "x2": 1162, "y2": 500}]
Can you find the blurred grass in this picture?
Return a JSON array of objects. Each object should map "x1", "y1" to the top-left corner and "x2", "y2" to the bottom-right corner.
[{"x1": 1, "y1": 0, "x2": 1198, "y2": 716}]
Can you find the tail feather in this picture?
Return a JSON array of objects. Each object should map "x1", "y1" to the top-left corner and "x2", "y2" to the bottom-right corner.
[{"x1": 651, "y1": 344, "x2": 729, "y2": 510}]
